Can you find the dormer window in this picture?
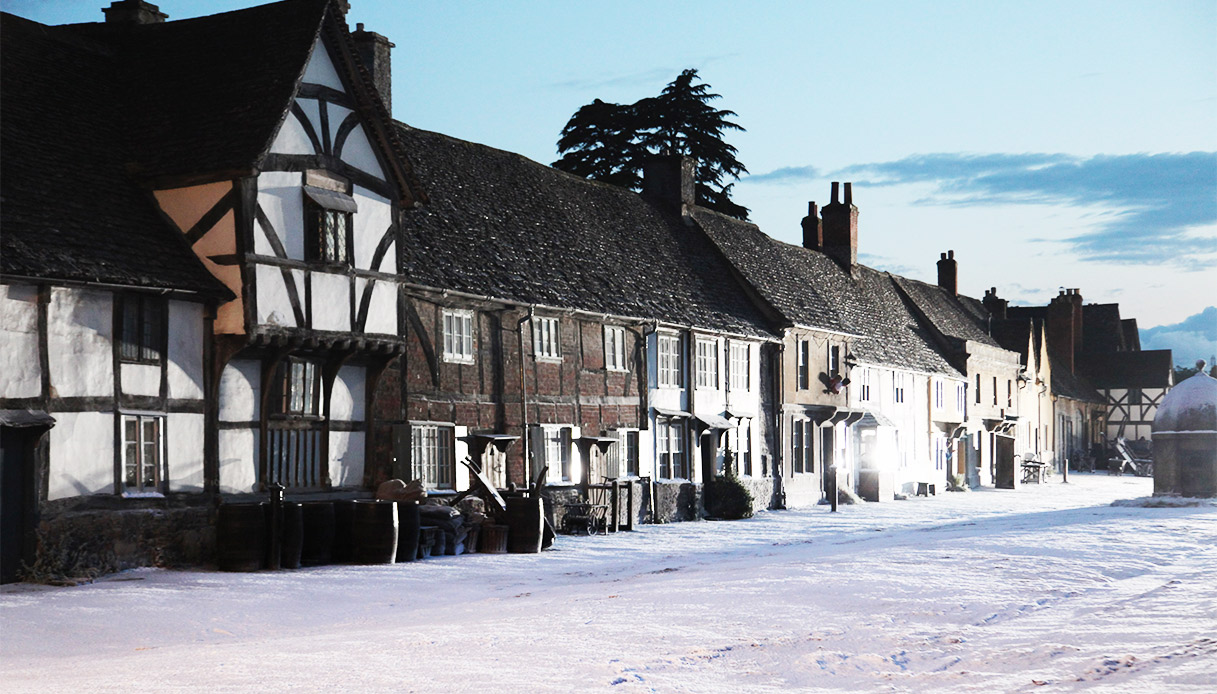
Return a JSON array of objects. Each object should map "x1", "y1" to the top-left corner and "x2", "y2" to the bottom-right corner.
[{"x1": 303, "y1": 170, "x2": 357, "y2": 267}]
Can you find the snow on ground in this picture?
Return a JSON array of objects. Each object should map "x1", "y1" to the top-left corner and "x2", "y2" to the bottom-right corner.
[{"x1": 3, "y1": 473, "x2": 1215, "y2": 693}]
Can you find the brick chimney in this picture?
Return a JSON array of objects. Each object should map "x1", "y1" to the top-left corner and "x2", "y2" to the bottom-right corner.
[
  {"x1": 821, "y1": 182, "x2": 858, "y2": 268},
  {"x1": 1047, "y1": 288, "x2": 1084, "y2": 373},
  {"x1": 982, "y1": 287, "x2": 1007, "y2": 320},
  {"x1": 351, "y1": 23, "x2": 394, "y2": 117},
  {"x1": 801, "y1": 201, "x2": 822, "y2": 250},
  {"x1": 936, "y1": 250, "x2": 957, "y2": 296},
  {"x1": 102, "y1": 0, "x2": 166, "y2": 24},
  {"x1": 642, "y1": 154, "x2": 695, "y2": 213}
]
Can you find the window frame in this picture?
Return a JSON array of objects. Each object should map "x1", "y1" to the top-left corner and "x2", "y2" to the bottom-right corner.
[
  {"x1": 797, "y1": 340, "x2": 810, "y2": 390},
  {"x1": 121, "y1": 413, "x2": 164, "y2": 494},
  {"x1": 273, "y1": 358, "x2": 322, "y2": 419},
  {"x1": 532, "y1": 316, "x2": 562, "y2": 361},
  {"x1": 118, "y1": 294, "x2": 164, "y2": 365},
  {"x1": 729, "y1": 341, "x2": 751, "y2": 392},
  {"x1": 604, "y1": 325, "x2": 628, "y2": 372},
  {"x1": 696, "y1": 337, "x2": 719, "y2": 389},
  {"x1": 858, "y1": 368, "x2": 872, "y2": 402},
  {"x1": 302, "y1": 170, "x2": 356, "y2": 268},
  {"x1": 657, "y1": 333, "x2": 683, "y2": 388},
  {"x1": 411, "y1": 423, "x2": 455, "y2": 490},
  {"x1": 893, "y1": 372, "x2": 906, "y2": 404},
  {"x1": 442, "y1": 309, "x2": 476, "y2": 364},
  {"x1": 656, "y1": 417, "x2": 688, "y2": 479},
  {"x1": 541, "y1": 426, "x2": 573, "y2": 483}
]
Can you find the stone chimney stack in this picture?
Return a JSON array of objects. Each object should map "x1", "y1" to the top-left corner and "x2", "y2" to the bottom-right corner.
[
  {"x1": 1047, "y1": 288, "x2": 1084, "y2": 373},
  {"x1": 102, "y1": 0, "x2": 166, "y2": 24},
  {"x1": 351, "y1": 23, "x2": 395, "y2": 117},
  {"x1": 642, "y1": 154, "x2": 695, "y2": 213},
  {"x1": 937, "y1": 250, "x2": 958, "y2": 296},
  {"x1": 982, "y1": 287, "x2": 1007, "y2": 320},
  {"x1": 821, "y1": 182, "x2": 859, "y2": 269},
  {"x1": 801, "y1": 201, "x2": 822, "y2": 250}
]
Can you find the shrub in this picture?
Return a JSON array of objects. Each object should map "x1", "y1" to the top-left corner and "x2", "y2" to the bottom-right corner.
[{"x1": 706, "y1": 451, "x2": 754, "y2": 520}]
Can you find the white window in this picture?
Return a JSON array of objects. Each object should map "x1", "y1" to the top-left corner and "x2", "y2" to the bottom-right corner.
[
  {"x1": 605, "y1": 325, "x2": 627, "y2": 371},
  {"x1": 411, "y1": 424, "x2": 454, "y2": 490},
  {"x1": 797, "y1": 340, "x2": 810, "y2": 390},
  {"x1": 656, "y1": 418, "x2": 687, "y2": 479},
  {"x1": 828, "y1": 344, "x2": 841, "y2": 377},
  {"x1": 957, "y1": 383, "x2": 967, "y2": 412},
  {"x1": 893, "y1": 373, "x2": 906, "y2": 404},
  {"x1": 276, "y1": 359, "x2": 320, "y2": 417},
  {"x1": 122, "y1": 414, "x2": 163, "y2": 493},
  {"x1": 858, "y1": 368, "x2": 872, "y2": 402},
  {"x1": 791, "y1": 418, "x2": 814, "y2": 474},
  {"x1": 934, "y1": 379, "x2": 944, "y2": 409},
  {"x1": 542, "y1": 427, "x2": 573, "y2": 482},
  {"x1": 532, "y1": 316, "x2": 561, "y2": 360},
  {"x1": 658, "y1": 333, "x2": 683, "y2": 388},
  {"x1": 442, "y1": 309, "x2": 475, "y2": 363},
  {"x1": 609, "y1": 429, "x2": 639, "y2": 477},
  {"x1": 730, "y1": 342, "x2": 750, "y2": 392},
  {"x1": 696, "y1": 338, "x2": 719, "y2": 388}
]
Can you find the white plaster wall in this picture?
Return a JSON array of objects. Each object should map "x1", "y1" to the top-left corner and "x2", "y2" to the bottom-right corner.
[
  {"x1": 296, "y1": 98, "x2": 324, "y2": 152},
  {"x1": 219, "y1": 359, "x2": 260, "y2": 422},
  {"x1": 340, "y1": 125, "x2": 385, "y2": 180},
  {"x1": 359, "y1": 278, "x2": 397, "y2": 335},
  {"x1": 301, "y1": 37, "x2": 345, "y2": 91},
  {"x1": 0, "y1": 283, "x2": 42, "y2": 398},
  {"x1": 120, "y1": 364, "x2": 160, "y2": 397},
  {"x1": 269, "y1": 110, "x2": 315, "y2": 156},
  {"x1": 328, "y1": 103, "x2": 354, "y2": 144},
  {"x1": 48, "y1": 412, "x2": 114, "y2": 500},
  {"x1": 352, "y1": 187, "x2": 392, "y2": 270},
  {"x1": 256, "y1": 264, "x2": 299, "y2": 328},
  {"x1": 330, "y1": 365, "x2": 365, "y2": 421},
  {"x1": 167, "y1": 413, "x2": 205, "y2": 492},
  {"x1": 257, "y1": 171, "x2": 304, "y2": 260},
  {"x1": 48, "y1": 288, "x2": 113, "y2": 398},
  {"x1": 310, "y1": 271, "x2": 350, "y2": 331},
  {"x1": 167, "y1": 301, "x2": 205, "y2": 400},
  {"x1": 219, "y1": 428, "x2": 258, "y2": 494},
  {"x1": 329, "y1": 430, "x2": 365, "y2": 488}
]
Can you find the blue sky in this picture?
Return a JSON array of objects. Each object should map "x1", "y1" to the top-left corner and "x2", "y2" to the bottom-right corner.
[{"x1": 6, "y1": 0, "x2": 1216, "y2": 358}]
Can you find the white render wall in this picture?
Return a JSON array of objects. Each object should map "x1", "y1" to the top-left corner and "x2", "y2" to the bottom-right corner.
[
  {"x1": 219, "y1": 360, "x2": 260, "y2": 422},
  {"x1": 0, "y1": 283, "x2": 42, "y2": 399},
  {"x1": 330, "y1": 365, "x2": 365, "y2": 421},
  {"x1": 167, "y1": 413, "x2": 206, "y2": 492},
  {"x1": 167, "y1": 301, "x2": 205, "y2": 400},
  {"x1": 329, "y1": 430, "x2": 365, "y2": 488},
  {"x1": 47, "y1": 412, "x2": 113, "y2": 500},
  {"x1": 48, "y1": 288, "x2": 113, "y2": 398},
  {"x1": 219, "y1": 428, "x2": 259, "y2": 494}
]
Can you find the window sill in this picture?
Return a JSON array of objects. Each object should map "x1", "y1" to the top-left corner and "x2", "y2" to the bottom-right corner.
[
  {"x1": 121, "y1": 490, "x2": 165, "y2": 499},
  {"x1": 534, "y1": 356, "x2": 563, "y2": 364},
  {"x1": 606, "y1": 366, "x2": 629, "y2": 373},
  {"x1": 442, "y1": 356, "x2": 476, "y2": 365}
]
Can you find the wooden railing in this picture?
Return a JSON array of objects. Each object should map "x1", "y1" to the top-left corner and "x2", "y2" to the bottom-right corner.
[{"x1": 266, "y1": 426, "x2": 324, "y2": 489}]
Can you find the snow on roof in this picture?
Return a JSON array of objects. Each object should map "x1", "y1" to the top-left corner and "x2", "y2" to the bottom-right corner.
[{"x1": 1153, "y1": 364, "x2": 1217, "y2": 435}]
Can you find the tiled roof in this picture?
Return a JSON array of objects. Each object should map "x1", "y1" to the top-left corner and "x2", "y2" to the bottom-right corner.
[
  {"x1": 394, "y1": 125, "x2": 774, "y2": 338},
  {"x1": 890, "y1": 276, "x2": 1002, "y2": 348},
  {"x1": 691, "y1": 209, "x2": 960, "y2": 375},
  {"x1": 0, "y1": 14, "x2": 227, "y2": 297},
  {"x1": 1080, "y1": 350, "x2": 1174, "y2": 390},
  {"x1": 1081, "y1": 303, "x2": 1126, "y2": 353},
  {"x1": 60, "y1": 0, "x2": 327, "y2": 183}
]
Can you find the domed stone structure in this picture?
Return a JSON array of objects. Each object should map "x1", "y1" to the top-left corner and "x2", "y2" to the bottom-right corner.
[{"x1": 1152, "y1": 361, "x2": 1217, "y2": 497}]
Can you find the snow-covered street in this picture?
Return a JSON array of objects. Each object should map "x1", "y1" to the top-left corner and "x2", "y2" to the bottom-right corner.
[{"x1": 3, "y1": 473, "x2": 1215, "y2": 693}]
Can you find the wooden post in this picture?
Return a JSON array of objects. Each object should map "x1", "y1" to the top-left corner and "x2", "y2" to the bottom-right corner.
[
  {"x1": 610, "y1": 481, "x2": 619, "y2": 533},
  {"x1": 625, "y1": 481, "x2": 634, "y2": 531}
]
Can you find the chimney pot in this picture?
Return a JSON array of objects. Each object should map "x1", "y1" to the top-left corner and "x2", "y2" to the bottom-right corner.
[
  {"x1": 830, "y1": 182, "x2": 840, "y2": 204},
  {"x1": 843, "y1": 182, "x2": 853, "y2": 207},
  {"x1": 936, "y1": 249, "x2": 958, "y2": 296},
  {"x1": 940, "y1": 252, "x2": 947, "y2": 260},
  {"x1": 948, "y1": 249, "x2": 954, "y2": 259},
  {"x1": 351, "y1": 23, "x2": 395, "y2": 117},
  {"x1": 821, "y1": 183, "x2": 858, "y2": 268},
  {"x1": 801, "y1": 201, "x2": 823, "y2": 250}
]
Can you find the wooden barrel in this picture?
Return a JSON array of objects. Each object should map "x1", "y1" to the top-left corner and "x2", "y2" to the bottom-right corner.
[
  {"x1": 216, "y1": 502, "x2": 266, "y2": 572},
  {"x1": 280, "y1": 502, "x2": 303, "y2": 569},
  {"x1": 396, "y1": 501, "x2": 420, "y2": 563},
  {"x1": 332, "y1": 500, "x2": 355, "y2": 563},
  {"x1": 506, "y1": 497, "x2": 543, "y2": 553},
  {"x1": 300, "y1": 501, "x2": 335, "y2": 566},
  {"x1": 479, "y1": 524, "x2": 509, "y2": 554},
  {"x1": 352, "y1": 500, "x2": 398, "y2": 564}
]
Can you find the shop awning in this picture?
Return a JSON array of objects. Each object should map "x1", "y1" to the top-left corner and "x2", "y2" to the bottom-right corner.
[
  {"x1": 653, "y1": 407, "x2": 691, "y2": 419},
  {"x1": 694, "y1": 412, "x2": 734, "y2": 430},
  {"x1": 726, "y1": 406, "x2": 756, "y2": 420},
  {"x1": 855, "y1": 410, "x2": 896, "y2": 428}
]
